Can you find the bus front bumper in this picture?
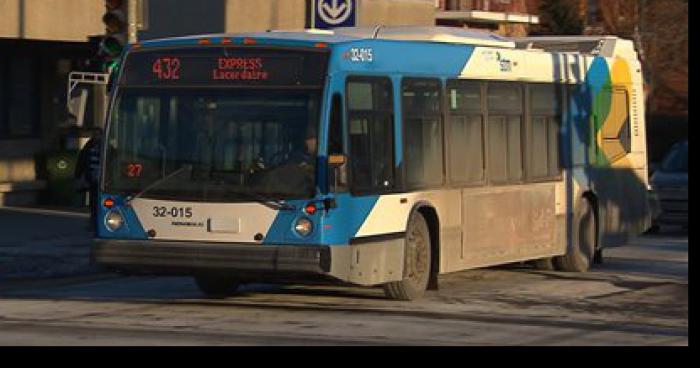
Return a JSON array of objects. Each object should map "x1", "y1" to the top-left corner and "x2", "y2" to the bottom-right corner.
[
  {"x1": 92, "y1": 237, "x2": 405, "y2": 286},
  {"x1": 92, "y1": 239, "x2": 331, "y2": 277}
]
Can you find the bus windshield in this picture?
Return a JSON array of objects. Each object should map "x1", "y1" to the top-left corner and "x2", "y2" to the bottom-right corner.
[{"x1": 103, "y1": 88, "x2": 321, "y2": 202}]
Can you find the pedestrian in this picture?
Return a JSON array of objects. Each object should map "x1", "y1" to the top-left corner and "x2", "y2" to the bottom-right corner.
[{"x1": 75, "y1": 129, "x2": 103, "y2": 234}]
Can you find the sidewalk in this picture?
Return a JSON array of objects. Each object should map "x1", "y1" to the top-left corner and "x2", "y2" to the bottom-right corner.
[{"x1": 0, "y1": 206, "x2": 98, "y2": 281}]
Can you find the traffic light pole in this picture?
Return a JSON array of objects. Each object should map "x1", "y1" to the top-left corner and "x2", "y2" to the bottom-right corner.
[{"x1": 128, "y1": 0, "x2": 138, "y2": 44}]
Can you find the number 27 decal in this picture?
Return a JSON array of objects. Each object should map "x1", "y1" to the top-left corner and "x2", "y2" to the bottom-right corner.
[{"x1": 126, "y1": 164, "x2": 143, "y2": 178}]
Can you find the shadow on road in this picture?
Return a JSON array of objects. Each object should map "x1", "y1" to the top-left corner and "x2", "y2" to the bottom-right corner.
[
  {"x1": 0, "y1": 232, "x2": 687, "y2": 345},
  {"x1": 0, "y1": 276, "x2": 687, "y2": 342},
  {"x1": 0, "y1": 206, "x2": 94, "y2": 280}
]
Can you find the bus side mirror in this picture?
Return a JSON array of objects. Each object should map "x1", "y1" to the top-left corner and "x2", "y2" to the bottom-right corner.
[{"x1": 328, "y1": 154, "x2": 347, "y2": 168}]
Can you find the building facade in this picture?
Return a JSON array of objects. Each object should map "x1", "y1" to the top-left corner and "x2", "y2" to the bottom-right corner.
[
  {"x1": 1, "y1": 0, "x2": 104, "y2": 205},
  {"x1": 436, "y1": 0, "x2": 540, "y2": 37},
  {"x1": 138, "y1": 0, "x2": 436, "y2": 40}
]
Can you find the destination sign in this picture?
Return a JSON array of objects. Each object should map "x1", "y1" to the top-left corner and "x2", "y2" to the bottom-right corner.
[{"x1": 120, "y1": 47, "x2": 329, "y2": 87}]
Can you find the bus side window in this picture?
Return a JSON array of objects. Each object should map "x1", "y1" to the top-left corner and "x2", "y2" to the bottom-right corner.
[
  {"x1": 447, "y1": 80, "x2": 485, "y2": 185},
  {"x1": 528, "y1": 83, "x2": 561, "y2": 180},
  {"x1": 402, "y1": 78, "x2": 444, "y2": 190},
  {"x1": 487, "y1": 82, "x2": 523, "y2": 184},
  {"x1": 346, "y1": 77, "x2": 395, "y2": 194}
]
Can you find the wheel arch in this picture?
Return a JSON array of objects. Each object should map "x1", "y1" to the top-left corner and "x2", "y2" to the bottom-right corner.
[
  {"x1": 407, "y1": 201, "x2": 440, "y2": 291},
  {"x1": 581, "y1": 190, "x2": 603, "y2": 251}
]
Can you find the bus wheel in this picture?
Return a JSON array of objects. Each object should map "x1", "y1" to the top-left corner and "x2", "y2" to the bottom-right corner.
[
  {"x1": 194, "y1": 275, "x2": 240, "y2": 299},
  {"x1": 593, "y1": 248, "x2": 604, "y2": 264},
  {"x1": 645, "y1": 224, "x2": 661, "y2": 235},
  {"x1": 383, "y1": 212, "x2": 431, "y2": 301},
  {"x1": 554, "y1": 199, "x2": 596, "y2": 272},
  {"x1": 532, "y1": 258, "x2": 556, "y2": 271}
]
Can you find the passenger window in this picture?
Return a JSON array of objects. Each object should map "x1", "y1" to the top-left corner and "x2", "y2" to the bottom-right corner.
[
  {"x1": 447, "y1": 80, "x2": 484, "y2": 184},
  {"x1": 487, "y1": 83, "x2": 523, "y2": 183},
  {"x1": 346, "y1": 77, "x2": 395, "y2": 194},
  {"x1": 529, "y1": 84, "x2": 561, "y2": 179},
  {"x1": 403, "y1": 78, "x2": 444, "y2": 189}
]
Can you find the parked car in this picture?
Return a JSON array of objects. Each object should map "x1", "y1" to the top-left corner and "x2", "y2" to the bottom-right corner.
[{"x1": 649, "y1": 140, "x2": 688, "y2": 231}]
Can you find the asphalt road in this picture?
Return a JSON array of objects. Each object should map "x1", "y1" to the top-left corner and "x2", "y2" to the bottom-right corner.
[
  {"x1": 0, "y1": 230, "x2": 687, "y2": 346},
  {"x1": 0, "y1": 207, "x2": 94, "y2": 280}
]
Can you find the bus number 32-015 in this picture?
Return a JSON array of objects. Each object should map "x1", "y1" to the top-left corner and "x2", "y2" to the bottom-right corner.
[{"x1": 153, "y1": 206, "x2": 193, "y2": 219}]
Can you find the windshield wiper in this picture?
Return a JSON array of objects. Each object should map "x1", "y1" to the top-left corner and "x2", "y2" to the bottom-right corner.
[
  {"x1": 130, "y1": 164, "x2": 193, "y2": 201},
  {"x1": 127, "y1": 166, "x2": 298, "y2": 211},
  {"x1": 228, "y1": 191, "x2": 297, "y2": 211}
]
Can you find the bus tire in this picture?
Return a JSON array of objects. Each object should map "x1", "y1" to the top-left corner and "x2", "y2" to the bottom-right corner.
[
  {"x1": 533, "y1": 258, "x2": 556, "y2": 271},
  {"x1": 194, "y1": 275, "x2": 240, "y2": 299},
  {"x1": 554, "y1": 199, "x2": 596, "y2": 273},
  {"x1": 593, "y1": 248, "x2": 604, "y2": 264},
  {"x1": 645, "y1": 224, "x2": 661, "y2": 235},
  {"x1": 383, "y1": 212, "x2": 432, "y2": 301}
]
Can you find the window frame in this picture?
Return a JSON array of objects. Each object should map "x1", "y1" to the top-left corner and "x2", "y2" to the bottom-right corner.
[
  {"x1": 401, "y1": 77, "x2": 446, "y2": 191},
  {"x1": 345, "y1": 75, "x2": 396, "y2": 196}
]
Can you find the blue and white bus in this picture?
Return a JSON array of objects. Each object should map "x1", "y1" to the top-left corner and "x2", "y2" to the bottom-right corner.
[{"x1": 93, "y1": 27, "x2": 651, "y2": 300}]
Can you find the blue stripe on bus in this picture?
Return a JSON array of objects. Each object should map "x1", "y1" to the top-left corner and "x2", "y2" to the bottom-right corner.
[
  {"x1": 262, "y1": 193, "x2": 380, "y2": 246},
  {"x1": 97, "y1": 194, "x2": 148, "y2": 240},
  {"x1": 330, "y1": 40, "x2": 475, "y2": 78},
  {"x1": 586, "y1": 57, "x2": 612, "y2": 95},
  {"x1": 566, "y1": 57, "x2": 611, "y2": 169},
  {"x1": 320, "y1": 194, "x2": 380, "y2": 245}
]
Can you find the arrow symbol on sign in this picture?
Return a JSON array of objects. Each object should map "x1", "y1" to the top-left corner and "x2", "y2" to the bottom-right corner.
[{"x1": 323, "y1": 0, "x2": 348, "y2": 19}]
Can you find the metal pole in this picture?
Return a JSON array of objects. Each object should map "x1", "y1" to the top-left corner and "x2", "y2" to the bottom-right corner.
[{"x1": 128, "y1": 0, "x2": 138, "y2": 44}]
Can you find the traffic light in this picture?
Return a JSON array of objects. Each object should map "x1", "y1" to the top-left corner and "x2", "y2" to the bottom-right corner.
[{"x1": 99, "y1": 0, "x2": 128, "y2": 71}]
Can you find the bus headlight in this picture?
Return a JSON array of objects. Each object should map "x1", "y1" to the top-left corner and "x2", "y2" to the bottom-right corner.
[
  {"x1": 105, "y1": 211, "x2": 125, "y2": 232},
  {"x1": 294, "y1": 217, "x2": 313, "y2": 237}
]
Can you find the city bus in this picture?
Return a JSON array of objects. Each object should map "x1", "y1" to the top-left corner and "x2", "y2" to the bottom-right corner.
[{"x1": 93, "y1": 27, "x2": 651, "y2": 300}]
